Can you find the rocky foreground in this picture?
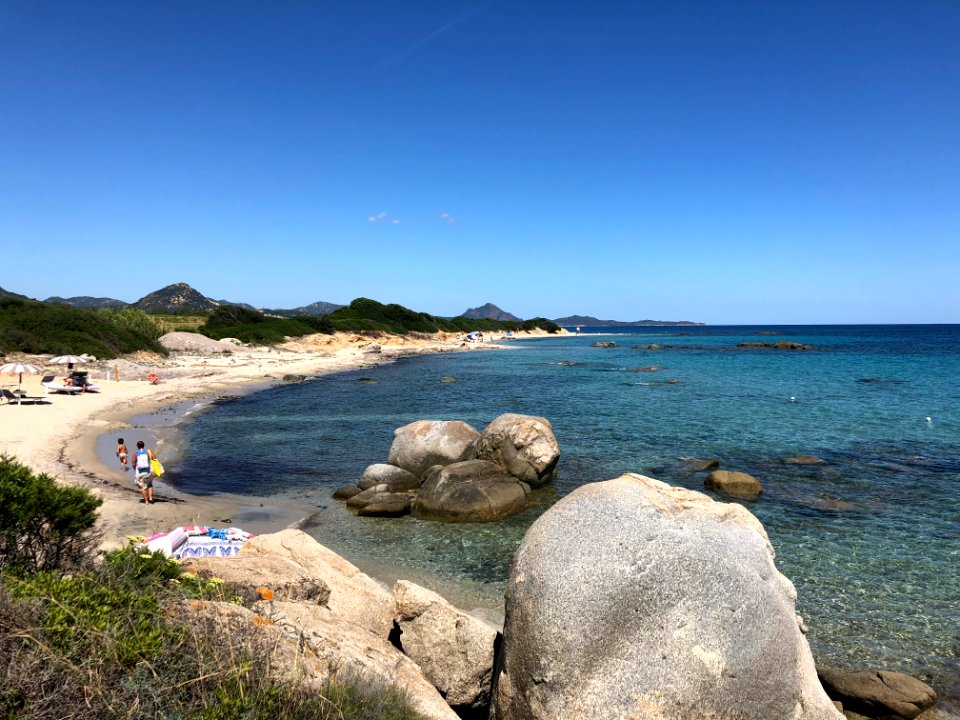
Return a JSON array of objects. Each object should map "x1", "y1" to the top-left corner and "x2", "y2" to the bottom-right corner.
[{"x1": 181, "y1": 474, "x2": 943, "y2": 720}]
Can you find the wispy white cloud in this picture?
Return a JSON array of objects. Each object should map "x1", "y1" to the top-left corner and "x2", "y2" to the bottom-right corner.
[
  {"x1": 368, "y1": 211, "x2": 400, "y2": 224},
  {"x1": 440, "y1": 212, "x2": 457, "y2": 225}
]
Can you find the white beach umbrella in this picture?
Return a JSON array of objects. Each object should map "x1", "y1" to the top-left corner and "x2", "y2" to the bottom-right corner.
[
  {"x1": 0, "y1": 362, "x2": 42, "y2": 393},
  {"x1": 50, "y1": 354, "x2": 87, "y2": 370}
]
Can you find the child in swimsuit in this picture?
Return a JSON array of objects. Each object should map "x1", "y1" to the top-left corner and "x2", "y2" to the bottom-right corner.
[{"x1": 116, "y1": 438, "x2": 128, "y2": 472}]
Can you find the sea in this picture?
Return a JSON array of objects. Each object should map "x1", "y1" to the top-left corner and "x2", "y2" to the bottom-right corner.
[{"x1": 167, "y1": 325, "x2": 960, "y2": 701}]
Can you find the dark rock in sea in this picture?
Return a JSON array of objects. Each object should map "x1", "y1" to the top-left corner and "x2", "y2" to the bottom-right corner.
[
  {"x1": 684, "y1": 458, "x2": 720, "y2": 472},
  {"x1": 414, "y1": 460, "x2": 531, "y2": 522},
  {"x1": 358, "y1": 463, "x2": 421, "y2": 491},
  {"x1": 346, "y1": 483, "x2": 390, "y2": 508},
  {"x1": 556, "y1": 360, "x2": 577, "y2": 366},
  {"x1": 857, "y1": 377, "x2": 884, "y2": 384},
  {"x1": 754, "y1": 331, "x2": 780, "y2": 335},
  {"x1": 475, "y1": 413, "x2": 560, "y2": 488},
  {"x1": 632, "y1": 344, "x2": 662, "y2": 350},
  {"x1": 592, "y1": 341, "x2": 617, "y2": 348},
  {"x1": 817, "y1": 666, "x2": 938, "y2": 719},
  {"x1": 357, "y1": 377, "x2": 378, "y2": 384},
  {"x1": 632, "y1": 365, "x2": 663, "y2": 372},
  {"x1": 666, "y1": 378, "x2": 680, "y2": 384},
  {"x1": 704, "y1": 470, "x2": 763, "y2": 499},
  {"x1": 440, "y1": 376, "x2": 457, "y2": 383},
  {"x1": 784, "y1": 455, "x2": 825, "y2": 465},
  {"x1": 357, "y1": 493, "x2": 413, "y2": 517},
  {"x1": 282, "y1": 374, "x2": 306, "y2": 383},
  {"x1": 738, "y1": 340, "x2": 812, "y2": 350},
  {"x1": 332, "y1": 485, "x2": 362, "y2": 500}
]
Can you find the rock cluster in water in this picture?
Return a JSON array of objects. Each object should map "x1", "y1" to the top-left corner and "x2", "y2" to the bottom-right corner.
[{"x1": 333, "y1": 414, "x2": 560, "y2": 521}]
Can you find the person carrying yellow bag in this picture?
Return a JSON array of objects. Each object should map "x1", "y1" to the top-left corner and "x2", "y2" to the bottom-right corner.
[{"x1": 133, "y1": 440, "x2": 160, "y2": 504}]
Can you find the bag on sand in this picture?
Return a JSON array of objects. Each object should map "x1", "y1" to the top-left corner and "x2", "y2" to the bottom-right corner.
[{"x1": 150, "y1": 458, "x2": 164, "y2": 477}]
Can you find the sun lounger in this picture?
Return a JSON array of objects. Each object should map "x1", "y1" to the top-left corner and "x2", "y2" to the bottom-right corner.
[
  {"x1": 2, "y1": 388, "x2": 46, "y2": 405},
  {"x1": 41, "y1": 375, "x2": 84, "y2": 396}
]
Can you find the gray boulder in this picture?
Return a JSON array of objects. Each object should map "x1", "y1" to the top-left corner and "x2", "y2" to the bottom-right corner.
[
  {"x1": 414, "y1": 460, "x2": 531, "y2": 522},
  {"x1": 388, "y1": 420, "x2": 480, "y2": 478},
  {"x1": 394, "y1": 580, "x2": 499, "y2": 712},
  {"x1": 332, "y1": 485, "x2": 362, "y2": 500},
  {"x1": 358, "y1": 463, "x2": 420, "y2": 491},
  {"x1": 357, "y1": 493, "x2": 413, "y2": 517},
  {"x1": 345, "y1": 483, "x2": 390, "y2": 508},
  {"x1": 705, "y1": 469, "x2": 764, "y2": 499},
  {"x1": 491, "y1": 473, "x2": 841, "y2": 720},
  {"x1": 817, "y1": 666, "x2": 937, "y2": 719},
  {"x1": 475, "y1": 413, "x2": 559, "y2": 488}
]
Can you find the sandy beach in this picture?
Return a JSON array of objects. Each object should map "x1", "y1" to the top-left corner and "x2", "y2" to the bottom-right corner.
[{"x1": 0, "y1": 330, "x2": 552, "y2": 550}]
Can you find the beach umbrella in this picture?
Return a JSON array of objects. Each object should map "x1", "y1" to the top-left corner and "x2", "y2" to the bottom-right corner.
[
  {"x1": 51, "y1": 354, "x2": 87, "y2": 370},
  {"x1": 0, "y1": 362, "x2": 41, "y2": 393}
]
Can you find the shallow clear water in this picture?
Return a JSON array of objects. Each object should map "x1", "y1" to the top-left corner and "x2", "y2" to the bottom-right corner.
[{"x1": 173, "y1": 325, "x2": 960, "y2": 697}]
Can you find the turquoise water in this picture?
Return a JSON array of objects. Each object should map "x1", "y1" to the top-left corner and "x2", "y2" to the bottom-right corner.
[{"x1": 173, "y1": 326, "x2": 960, "y2": 699}]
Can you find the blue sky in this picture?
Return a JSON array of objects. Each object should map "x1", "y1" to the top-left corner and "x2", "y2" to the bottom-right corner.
[{"x1": 1, "y1": 1, "x2": 958, "y2": 323}]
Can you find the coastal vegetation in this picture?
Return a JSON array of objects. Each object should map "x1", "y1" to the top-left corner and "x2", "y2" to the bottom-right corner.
[
  {"x1": 0, "y1": 296, "x2": 166, "y2": 358},
  {"x1": 0, "y1": 456, "x2": 426, "y2": 720},
  {"x1": 200, "y1": 297, "x2": 560, "y2": 344}
]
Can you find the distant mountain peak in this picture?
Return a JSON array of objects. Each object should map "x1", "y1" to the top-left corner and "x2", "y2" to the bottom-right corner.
[
  {"x1": 46, "y1": 295, "x2": 129, "y2": 309},
  {"x1": 553, "y1": 314, "x2": 705, "y2": 327},
  {"x1": 462, "y1": 303, "x2": 521, "y2": 322},
  {"x1": 134, "y1": 283, "x2": 219, "y2": 313}
]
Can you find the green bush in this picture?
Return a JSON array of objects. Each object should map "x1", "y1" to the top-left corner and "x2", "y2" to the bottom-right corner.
[
  {"x1": 0, "y1": 296, "x2": 166, "y2": 357},
  {"x1": 98, "y1": 306, "x2": 163, "y2": 340},
  {"x1": 0, "y1": 542, "x2": 429, "y2": 720},
  {"x1": 0, "y1": 455, "x2": 102, "y2": 574}
]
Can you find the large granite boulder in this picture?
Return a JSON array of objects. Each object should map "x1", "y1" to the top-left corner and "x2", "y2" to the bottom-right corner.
[
  {"x1": 388, "y1": 420, "x2": 480, "y2": 478},
  {"x1": 475, "y1": 413, "x2": 559, "y2": 488},
  {"x1": 414, "y1": 459, "x2": 531, "y2": 522},
  {"x1": 173, "y1": 598, "x2": 459, "y2": 720},
  {"x1": 358, "y1": 463, "x2": 421, "y2": 491},
  {"x1": 394, "y1": 580, "x2": 499, "y2": 713},
  {"x1": 817, "y1": 666, "x2": 938, "y2": 719},
  {"x1": 705, "y1": 469, "x2": 764, "y2": 499},
  {"x1": 491, "y1": 473, "x2": 841, "y2": 720},
  {"x1": 183, "y1": 552, "x2": 331, "y2": 607},
  {"x1": 236, "y1": 529, "x2": 395, "y2": 638}
]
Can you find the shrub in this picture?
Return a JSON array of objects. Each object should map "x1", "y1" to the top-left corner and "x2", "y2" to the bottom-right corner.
[
  {"x1": 0, "y1": 542, "x2": 429, "y2": 719},
  {"x1": 98, "y1": 306, "x2": 163, "y2": 340},
  {"x1": 0, "y1": 455, "x2": 102, "y2": 574},
  {"x1": 0, "y1": 296, "x2": 166, "y2": 357}
]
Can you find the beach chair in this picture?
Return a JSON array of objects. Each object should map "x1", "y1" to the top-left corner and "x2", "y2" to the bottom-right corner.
[
  {"x1": 42, "y1": 375, "x2": 84, "y2": 396},
  {"x1": 2, "y1": 388, "x2": 46, "y2": 405}
]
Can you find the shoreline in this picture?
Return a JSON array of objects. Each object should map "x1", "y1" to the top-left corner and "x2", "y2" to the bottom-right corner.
[{"x1": 1, "y1": 330, "x2": 553, "y2": 553}]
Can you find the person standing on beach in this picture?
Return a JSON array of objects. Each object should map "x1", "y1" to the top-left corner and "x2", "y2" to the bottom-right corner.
[
  {"x1": 116, "y1": 438, "x2": 128, "y2": 472},
  {"x1": 133, "y1": 440, "x2": 156, "y2": 504}
]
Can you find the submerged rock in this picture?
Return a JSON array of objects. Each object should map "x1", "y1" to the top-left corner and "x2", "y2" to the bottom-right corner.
[
  {"x1": 357, "y1": 493, "x2": 413, "y2": 517},
  {"x1": 738, "y1": 340, "x2": 812, "y2": 350},
  {"x1": 332, "y1": 485, "x2": 362, "y2": 500},
  {"x1": 817, "y1": 666, "x2": 937, "y2": 719},
  {"x1": 491, "y1": 474, "x2": 841, "y2": 720},
  {"x1": 705, "y1": 469, "x2": 763, "y2": 499},
  {"x1": 784, "y1": 455, "x2": 825, "y2": 465},
  {"x1": 684, "y1": 458, "x2": 721, "y2": 472},
  {"x1": 591, "y1": 341, "x2": 617, "y2": 348}
]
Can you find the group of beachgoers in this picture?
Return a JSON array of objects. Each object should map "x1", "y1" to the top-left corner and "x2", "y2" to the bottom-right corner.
[{"x1": 115, "y1": 437, "x2": 162, "y2": 505}]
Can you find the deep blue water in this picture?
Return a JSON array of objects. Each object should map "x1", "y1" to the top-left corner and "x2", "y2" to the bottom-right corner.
[{"x1": 172, "y1": 325, "x2": 960, "y2": 697}]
